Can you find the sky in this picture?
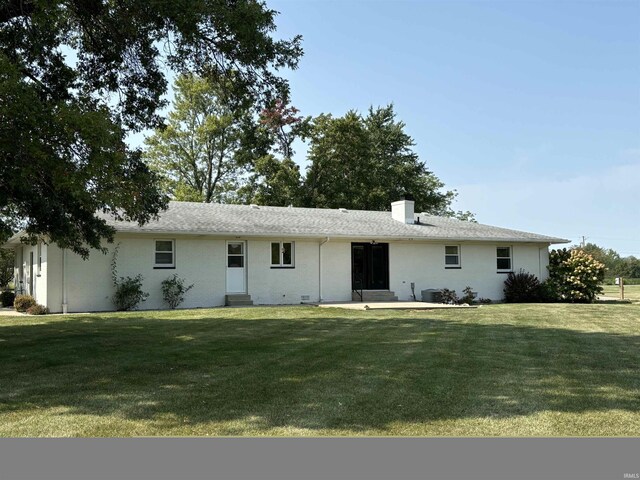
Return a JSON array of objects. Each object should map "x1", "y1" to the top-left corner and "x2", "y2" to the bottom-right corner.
[{"x1": 261, "y1": 0, "x2": 640, "y2": 256}]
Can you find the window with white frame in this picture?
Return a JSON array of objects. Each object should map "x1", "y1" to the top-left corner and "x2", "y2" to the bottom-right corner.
[
  {"x1": 445, "y1": 245, "x2": 460, "y2": 268},
  {"x1": 496, "y1": 246, "x2": 512, "y2": 271},
  {"x1": 37, "y1": 242, "x2": 42, "y2": 274},
  {"x1": 155, "y1": 239, "x2": 175, "y2": 268},
  {"x1": 271, "y1": 241, "x2": 294, "y2": 267}
]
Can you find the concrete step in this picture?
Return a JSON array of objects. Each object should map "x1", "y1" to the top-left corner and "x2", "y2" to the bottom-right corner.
[
  {"x1": 225, "y1": 294, "x2": 254, "y2": 306},
  {"x1": 352, "y1": 291, "x2": 398, "y2": 302}
]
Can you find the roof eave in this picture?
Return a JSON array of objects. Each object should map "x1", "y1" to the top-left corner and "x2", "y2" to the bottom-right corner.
[{"x1": 111, "y1": 228, "x2": 569, "y2": 244}]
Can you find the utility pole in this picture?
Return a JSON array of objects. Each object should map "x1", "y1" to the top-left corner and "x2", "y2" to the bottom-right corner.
[{"x1": 580, "y1": 236, "x2": 587, "y2": 248}]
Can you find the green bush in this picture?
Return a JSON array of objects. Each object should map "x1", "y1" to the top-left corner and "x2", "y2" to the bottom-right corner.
[
  {"x1": 113, "y1": 275, "x2": 149, "y2": 311},
  {"x1": 26, "y1": 304, "x2": 49, "y2": 315},
  {"x1": 1, "y1": 290, "x2": 15, "y2": 307},
  {"x1": 546, "y1": 248, "x2": 605, "y2": 303},
  {"x1": 110, "y1": 242, "x2": 149, "y2": 311},
  {"x1": 460, "y1": 286, "x2": 477, "y2": 305},
  {"x1": 503, "y1": 269, "x2": 542, "y2": 303},
  {"x1": 14, "y1": 294, "x2": 36, "y2": 312},
  {"x1": 161, "y1": 274, "x2": 194, "y2": 309},
  {"x1": 439, "y1": 288, "x2": 459, "y2": 305}
]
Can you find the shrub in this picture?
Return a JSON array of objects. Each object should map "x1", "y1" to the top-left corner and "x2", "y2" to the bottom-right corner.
[
  {"x1": 111, "y1": 243, "x2": 149, "y2": 311},
  {"x1": 14, "y1": 294, "x2": 36, "y2": 312},
  {"x1": 113, "y1": 275, "x2": 149, "y2": 311},
  {"x1": 439, "y1": 288, "x2": 459, "y2": 305},
  {"x1": 1, "y1": 290, "x2": 15, "y2": 307},
  {"x1": 477, "y1": 297, "x2": 493, "y2": 305},
  {"x1": 26, "y1": 304, "x2": 49, "y2": 315},
  {"x1": 161, "y1": 274, "x2": 194, "y2": 309},
  {"x1": 460, "y1": 286, "x2": 477, "y2": 305},
  {"x1": 503, "y1": 269, "x2": 542, "y2": 303},
  {"x1": 546, "y1": 248, "x2": 605, "y2": 303}
]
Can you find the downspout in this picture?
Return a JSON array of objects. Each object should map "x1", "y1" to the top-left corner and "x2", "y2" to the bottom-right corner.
[
  {"x1": 61, "y1": 248, "x2": 68, "y2": 314},
  {"x1": 319, "y1": 237, "x2": 330, "y2": 303}
]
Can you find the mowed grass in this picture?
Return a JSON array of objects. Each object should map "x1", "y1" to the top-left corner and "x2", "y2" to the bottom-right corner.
[
  {"x1": 602, "y1": 284, "x2": 640, "y2": 302},
  {"x1": 0, "y1": 303, "x2": 639, "y2": 437}
]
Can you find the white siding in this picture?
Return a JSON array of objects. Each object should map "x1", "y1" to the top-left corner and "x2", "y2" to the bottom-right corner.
[
  {"x1": 389, "y1": 242, "x2": 549, "y2": 301},
  {"x1": 320, "y1": 241, "x2": 352, "y2": 302},
  {"x1": 13, "y1": 244, "x2": 47, "y2": 306},
  {"x1": 39, "y1": 235, "x2": 551, "y2": 312},
  {"x1": 247, "y1": 239, "x2": 320, "y2": 304}
]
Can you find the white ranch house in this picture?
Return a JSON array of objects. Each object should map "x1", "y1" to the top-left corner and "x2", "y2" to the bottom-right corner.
[{"x1": 3, "y1": 199, "x2": 568, "y2": 313}]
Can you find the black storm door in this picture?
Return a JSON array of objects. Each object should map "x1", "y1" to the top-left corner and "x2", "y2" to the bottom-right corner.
[{"x1": 351, "y1": 243, "x2": 389, "y2": 290}]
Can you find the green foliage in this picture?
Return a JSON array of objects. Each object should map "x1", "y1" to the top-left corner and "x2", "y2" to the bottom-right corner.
[
  {"x1": 1, "y1": 0, "x2": 301, "y2": 256},
  {"x1": 14, "y1": 294, "x2": 36, "y2": 312},
  {"x1": 110, "y1": 244, "x2": 148, "y2": 311},
  {"x1": 603, "y1": 278, "x2": 640, "y2": 285},
  {"x1": 112, "y1": 275, "x2": 149, "y2": 311},
  {"x1": 239, "y1": 155, "x2": 304, "y2": 206},
  {"x1": 460, "y1": 286, "x2": 477, "y2": 305},
  {"x1": 161, "y1": 275, "x2": 195, "y2": 309},
  {"x1": 26, "y1": 304, "x2": 49, "y2": 315},
  {"x1": 0, "y1": 249, "x2": 13, "y2": 288},
  {"x1": 439, "y1": 288, "x2": 459, "y2": 305},
  {"x1": 303, "y1": 105, "x2": 473, "y2": 218},
  {"x1": 578, "y1": 243, "x2": 640, "y2": 280},
  {"x1": 239, "y1": 100, "x2": 310, "y2": 206},
  {"x1": 503, "y1": 270, "x2": 542, "y2": 303},
  {"x1": 546, "y1": 249, "x2": 606, "y2": 303},
  {"x1": 0, "y1": 290, "x2": 15, "y2": 307},
  {"x1": 144, "y1": 75, "x2": 254, "y2": 203}
]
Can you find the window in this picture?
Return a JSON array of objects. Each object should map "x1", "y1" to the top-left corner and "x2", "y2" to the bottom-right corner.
[
  {"x1": 37, "y1": 243, "x2": 42, "y2": 274},
  {"x1": 445, "y1": 245, "x2": 460, "y2": 268},
  {"x1": 496, "y1": 246, "x2": 512, "y2": 271},
  {"x1": 155, "y1": 240, "x2": 175, "y2": 268},
  {"x1": 227, "y1": 242, "x2": 244, "y2": 267},
  {"x1": 271, "y1": 241, "x2": 294, "y2": 268}
]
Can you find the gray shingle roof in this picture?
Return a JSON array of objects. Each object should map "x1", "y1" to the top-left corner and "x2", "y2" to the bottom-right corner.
[{"x1": 101, "y1": 202, "x2": 569, "y2": 244}]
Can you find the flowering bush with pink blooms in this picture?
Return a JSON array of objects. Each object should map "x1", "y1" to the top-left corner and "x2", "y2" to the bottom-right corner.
[{"x1": 546, "y1": 249, "x2": 606, "y2": 303}]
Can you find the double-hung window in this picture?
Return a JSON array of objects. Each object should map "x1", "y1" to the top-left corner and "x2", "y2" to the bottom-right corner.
[
  {"x1": 496, "y1": 246, "x2": 512, "y2": 271},
  {"x1": 445, "y1": 245, "x2": 461, "y2": 268},
  {"x1": 155, "y1": 240, "x2": 175, "y2": 268},
  {"x1": 271, "y1": 241, "x2": 294, "y2": 268}
]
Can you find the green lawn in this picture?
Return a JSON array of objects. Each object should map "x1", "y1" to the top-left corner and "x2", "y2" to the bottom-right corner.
[
  {"x1": 602, "y1": 284, "x2": 640, "y2": 302},
  {"x1": 0, "y1": 304, "x2": 639, "y2": 437}
]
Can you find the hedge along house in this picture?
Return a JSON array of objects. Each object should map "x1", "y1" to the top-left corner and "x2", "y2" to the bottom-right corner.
[{"x1": 2, "y1": 199, "x2": 569, "y2": 313}]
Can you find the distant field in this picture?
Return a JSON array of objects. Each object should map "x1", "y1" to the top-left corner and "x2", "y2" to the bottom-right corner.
[{"x1": 602, "y1": 284, "x2": 640, "y2": 301}]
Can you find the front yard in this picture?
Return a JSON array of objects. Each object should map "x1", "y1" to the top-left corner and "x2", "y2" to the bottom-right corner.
[{"x1": 0, "y1": 303, "x2": 638, "y2": 437}]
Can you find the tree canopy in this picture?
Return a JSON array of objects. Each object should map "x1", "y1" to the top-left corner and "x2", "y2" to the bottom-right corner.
[
  {"x1": 144, "y1": 74, "x2": 253, "y2": 203},
  {"x1": 577, "y1": 243, "x2": 640, "y2": 279},
  {"x1": 0, "y1": 0, "x2": 302, "y2": 257},
  {"x1": 303, "y1": 105, "x2": 473, "y2": 217}
]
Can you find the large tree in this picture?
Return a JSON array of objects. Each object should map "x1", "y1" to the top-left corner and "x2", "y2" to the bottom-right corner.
[
  {"x1": 578, "y1": 242, "x2": 640, "y2": 279},
  {"x1": 144, "y1": 74, "x2": 252, "y2": 203},
  {"x1": 0, "y1": 249, "x2": 13, "y2": 289},
  {"x1": 238, "y1": 99, "x2": 310, "y2": 206},
  {"x1": 0, "y1": 0, "x2": 302, "y2": 257},
  {"x1": 303, "y1": 105, "x2": 474, "y2": 218}
]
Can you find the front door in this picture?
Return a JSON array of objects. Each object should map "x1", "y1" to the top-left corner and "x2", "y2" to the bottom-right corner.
[
  {"x1": 226, "y1": 241, "x2": 246, "y2": 293},
  {"x1": 351, "y1": 243, "x2": 389, "y2": 290}
]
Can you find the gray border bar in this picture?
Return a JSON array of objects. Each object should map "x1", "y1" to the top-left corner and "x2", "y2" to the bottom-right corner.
[{"x1": 0, "y1": 438, "x2": 639, "y2": 480}]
